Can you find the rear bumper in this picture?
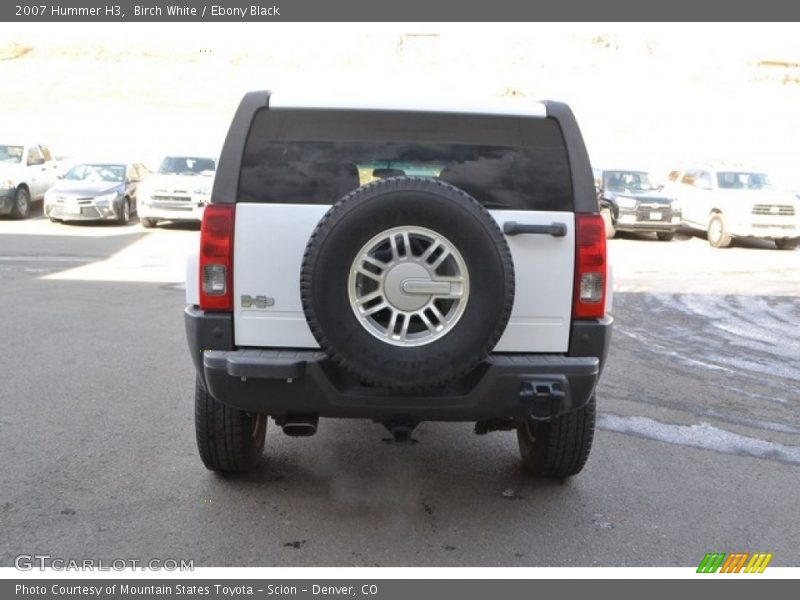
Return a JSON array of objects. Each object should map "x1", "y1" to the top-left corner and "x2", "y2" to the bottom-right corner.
[{"x1": 185, "y1": 306, "x2": 612, "y2": 422}]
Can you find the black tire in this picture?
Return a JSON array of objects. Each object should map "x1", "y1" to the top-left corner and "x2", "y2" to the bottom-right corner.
[
  {"x1": 600, "y1": 207, "x2": 616, "y2": 239},
  {"x1": 775, "y1": 238, "x2": 798, "y2": 250},
  {"x1": 194, "y1": 377, "x2": 267, "y2": 473},
  {"x1": 301, "y1": 176, "x2": 514, "y2": 390},
  {"x1": 656, "y1": 231, "x2": 675, "y2": 242},
  {"x1": 707, "y1": 213, "x2": 731, "y2": 248},
  {"x1": 517, "y1": 396, "x2": 596, "y2": 478},
  {"x1": 10, "y1": 187, "x2": 31, "y2": 219},
  {"x1": 116, "y1": 198, "x2": 131, "y2": 225},
  {"x1": 140, "y1": 217, "x2": 157, "y2": 229}
]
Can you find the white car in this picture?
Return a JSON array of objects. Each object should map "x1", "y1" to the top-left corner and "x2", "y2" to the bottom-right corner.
[
  {"x1": 0, "y1": 143, "x2": 60, "y2": 219},
  {"x1": 137, "y1": 155, "x2": 216, "y2": 228},
  {"x1": 671, "y1": 166, "x2": 800, "y2": 249}
]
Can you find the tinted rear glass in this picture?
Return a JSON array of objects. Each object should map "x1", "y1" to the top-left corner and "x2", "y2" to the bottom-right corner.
[{"x1": 238, "y1": 109, "x2": 573, "y2": 211}]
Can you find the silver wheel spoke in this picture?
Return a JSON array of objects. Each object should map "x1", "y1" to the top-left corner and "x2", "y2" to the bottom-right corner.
[
  {"x1": 419, "y1": 311, "x2": 438, "y2": 333},
  {"x1": 430, "y1": 248, "x2": 451, "y2": 271},
  {"x1": 428, "y1": 304, "x2": 446, "y2": 324},
  {"x1": 387, "y1": 311, "x2": 399, "y2": 338},
  {"x1": 389, "y1": 235, "x2": 400, "y2": 261},
  {"x1": 421, "y1": 240, "x2": 441, "y2": 261},
  {"x1": 362, "y1": 254, "x2": 389, "y2": 270},
  {"x1": 399, "y1": 314, "x2": 411, "y2": 341},
  {"x1": 354, "y1": 290, "x2": 382, "y2": 306},
  {"x1": 355, "y1": 266, "x2": 382, "y2": 282},
  {"x1": 362, "y1": 302, "x2": 388, "y2": 317},
  {"x1": 402, "y1": 232, "x2": 412, "y2": 257}
]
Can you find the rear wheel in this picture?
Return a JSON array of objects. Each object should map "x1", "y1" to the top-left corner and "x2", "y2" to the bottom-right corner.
[
  {"x1": 656, "y1": 231, "x2": 675, "y2": 241},
  {"x1": 600, "y1": 207, "x2": 616, "y2": 239},
  {"x1": 707, "y1": 213, "x2": 731, "y2": 248},
  {"x1": 140, "y1": 217, "x2": 157, "y2": 229},
  {"x1": 775, "y1": 238, "x2": 798, "y2": 250},
  {"x1": 517, "y1": 396, "x2": 596, "y2": 478},
  {"x1": 10, "y1": 187, "x2": 31, "y2": 219},
  {"x1": 194, "y1": 377, "x2": 267, "y2": 473}
]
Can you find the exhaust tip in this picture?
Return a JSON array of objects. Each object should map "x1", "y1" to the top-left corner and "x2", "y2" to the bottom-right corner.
[{"x1": 279, "y1": 416, "x2": 319, "y2": 437}]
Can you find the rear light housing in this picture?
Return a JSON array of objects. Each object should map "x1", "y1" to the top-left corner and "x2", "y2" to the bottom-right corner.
[
  {"x1": 199, "y1": 204, "x2": 235, "y2": 311},
  {"x1": 573, "y1": 213, "x2": 607, "y2": 319}
]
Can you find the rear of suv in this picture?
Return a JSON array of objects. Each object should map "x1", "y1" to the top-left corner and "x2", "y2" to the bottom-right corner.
[{"x1": 185, "y1": 91, "x2": 613, "y2": 479}]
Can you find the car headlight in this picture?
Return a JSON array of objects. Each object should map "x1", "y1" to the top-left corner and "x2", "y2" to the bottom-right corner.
[
  {"x1": 0, "y1": 180, "x2": 14, "y2": 190},
  {"x1": 93, "y1": 192, "x2": 118, "y2": 206},
  {"x1": 616, "y1": 196, "x2": 638, "y2": 209}
]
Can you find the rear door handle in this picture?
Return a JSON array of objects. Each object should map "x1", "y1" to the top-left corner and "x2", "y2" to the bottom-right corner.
[{"x1": 503, "y1": 221, "x2": 567, "y2": 237}]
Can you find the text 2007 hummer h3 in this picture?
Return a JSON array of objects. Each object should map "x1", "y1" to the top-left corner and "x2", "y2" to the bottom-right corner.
[{"x1": 185, "y1": 91, "x2": 613, "y2": 479}]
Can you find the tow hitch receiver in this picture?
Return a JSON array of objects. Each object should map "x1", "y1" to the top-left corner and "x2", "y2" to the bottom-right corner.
[
  {"x1": 382, "y1": 422, "x2": 419, "y2": 445},
  {"x1": 520, "y1": 377, "x2": 568, "y2": 421}
]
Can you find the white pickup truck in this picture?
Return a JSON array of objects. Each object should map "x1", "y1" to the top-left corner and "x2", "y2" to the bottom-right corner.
[{"x1": 0, "y1": 143, "x2": 61, "y2": 219}]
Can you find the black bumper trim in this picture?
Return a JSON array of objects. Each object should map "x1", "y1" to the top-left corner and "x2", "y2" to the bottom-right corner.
[
  {"x1": 202, "y1": 350, "x2": 600, "y2": 422},
  {"x1": 186, "y1": 306, "x2": 613, "y2": 423},
  {"x1": 569, "y1": 315, "x2": 613, "y2": 374},
  {"x1": 184, "y1": 306, "x2": 234, "y2": 382}
]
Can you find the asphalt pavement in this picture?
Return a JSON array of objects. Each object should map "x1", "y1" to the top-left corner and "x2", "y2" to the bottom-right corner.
[{"x1": 1, "y1": 208, "x2": 798, "y2": 567}]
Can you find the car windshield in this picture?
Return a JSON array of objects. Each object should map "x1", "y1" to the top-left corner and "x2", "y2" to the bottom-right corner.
[
  {"x1": 158, "y1": 156, "x2": 216, "y2": 176},
  {"x1": 604, "y1": 170, "x2": 659, "y2": 193},
  {"x1": 716, "y1": 171, "x2": 772, "y2": 190},
  {"x1": 0, "y1": 145, "x2": 24, "y2": 164},
  {"x1": 64, "y1": 163, "x2": 126, "y2": 183}
]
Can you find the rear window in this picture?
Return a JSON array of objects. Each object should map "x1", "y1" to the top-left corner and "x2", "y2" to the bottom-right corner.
[{"x1": 238, "y1": 109, "x2": 573, "y2": 211}]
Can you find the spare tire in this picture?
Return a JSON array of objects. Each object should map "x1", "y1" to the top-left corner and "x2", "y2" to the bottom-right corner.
[{"x1": 301, "y1": 176, "x2": 514, "y2": 390}]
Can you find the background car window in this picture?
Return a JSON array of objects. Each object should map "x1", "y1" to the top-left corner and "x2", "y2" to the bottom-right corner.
[
  {"x1": 604, "y1": 171, "x2": 658, "y2": 193},
  {"x1": 696, "y1": 171, "x2": 712, "y2": 189},
  {"x1": 64, "y1": 163, "x2": 126, "y2": 182},
  {"x1": 716, "y1": 171, "x2": 771, "y2": 190},
  {"x1": 681, "y1": 170, "x2": 697, "y2": 185},
  {"x1": 0, "y1": 145, "x2": 23, "y2": 164},
  {"x1": 27, "y1": 146, "x2": 43, "y2": 165},
  {"x1": 40, "y1": 145, "x2": 52, "y2": 161},
  {"x1": 158, "y1": 156, "x2": 216, "y2": 175}
]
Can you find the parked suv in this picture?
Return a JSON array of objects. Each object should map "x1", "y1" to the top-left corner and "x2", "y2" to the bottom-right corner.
[
  {"x1": 185, "y1": 92, "x2": 613, "y2": 478},
  {"x1": 138, "y1": 155, "x2": 216, "y2": 228},
  {"x1": 671, "y1": 166, "x2": 800, "y2": 249},
  {"x1": 594, "y1": 167, "x2": 681, "y2": 240}
]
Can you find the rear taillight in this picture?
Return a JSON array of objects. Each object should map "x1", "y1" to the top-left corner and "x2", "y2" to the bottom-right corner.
[
  {"x1": 573, "y1": 214, "x2": 607, "y2": 319},
  {"x1": 199, "y1": 204, "x2": 235, "y2": 311}
]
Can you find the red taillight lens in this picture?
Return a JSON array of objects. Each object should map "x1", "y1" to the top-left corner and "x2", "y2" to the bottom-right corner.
[
  {"x1": 199, "y1": 204, "x2": 235, "y2": 311},
  {"x1": 573, "y1": 214, "x2": 607, "y2": 319}
]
